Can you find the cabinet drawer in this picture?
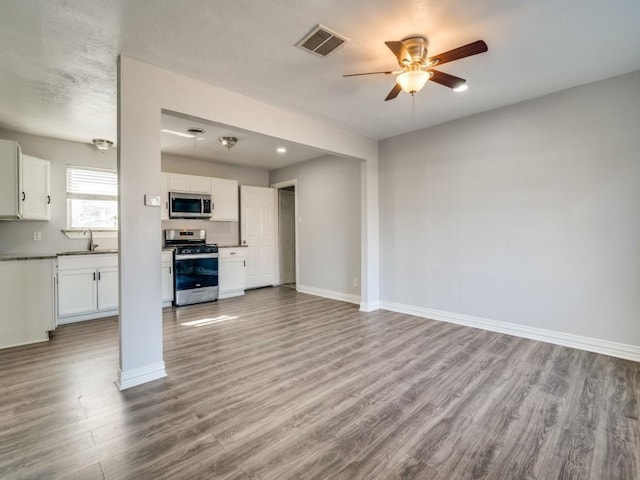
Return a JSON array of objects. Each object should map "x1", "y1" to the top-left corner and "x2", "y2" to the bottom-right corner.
[
  {"x1": 219, "y1": 248, "x2": 246, "y2": 259},
  {"x1": 58, "y1": 254, "x2": 118, "y2": 270}
]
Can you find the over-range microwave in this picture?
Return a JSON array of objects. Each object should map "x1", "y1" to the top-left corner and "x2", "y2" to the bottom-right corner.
[{"x1": 169, "y1": 192, "x2": 212, "y2": 219}]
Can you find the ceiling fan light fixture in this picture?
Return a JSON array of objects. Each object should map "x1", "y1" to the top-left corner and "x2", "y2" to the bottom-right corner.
[
  {"x1": 453, "y1": 83, "x2": 468, "y2": 92},
  {"x1": 397, "y1": 70, "x2": 429, "y2": 95},
  {"x1": 219, "y1": 136, "x2": 238, "y2": 150}
]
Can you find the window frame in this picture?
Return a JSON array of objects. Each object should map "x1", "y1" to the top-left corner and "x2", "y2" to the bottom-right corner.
[{"x1": 66, "y1": 165, "x2": 119, "y2": 230}]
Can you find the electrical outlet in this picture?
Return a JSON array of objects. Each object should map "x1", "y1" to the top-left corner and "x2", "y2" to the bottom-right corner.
[
  {"x1": 353, "y1": 278, "x2": 358, "y2": 288},
  {"x1": 33, "y1": 231, "x2": 42, "y2": 241}
]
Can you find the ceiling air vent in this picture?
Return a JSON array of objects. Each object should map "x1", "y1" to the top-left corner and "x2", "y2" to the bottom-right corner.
[{"x1": 296, "y1": 25, "x2": 348, "y2": 57}]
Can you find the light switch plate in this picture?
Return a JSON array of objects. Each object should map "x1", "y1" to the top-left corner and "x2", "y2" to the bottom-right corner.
[{"x1": 145, "y1": 194, "x2": 161, "y2": 207}]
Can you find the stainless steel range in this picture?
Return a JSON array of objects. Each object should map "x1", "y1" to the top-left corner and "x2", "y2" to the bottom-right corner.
[{"x1": 164, "y1": 229, "x2": 219, "y2": 306}]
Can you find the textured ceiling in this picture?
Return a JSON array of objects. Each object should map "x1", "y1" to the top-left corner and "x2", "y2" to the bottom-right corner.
[{"x1": 1, "y1": 0, "x2": 639, "y2": 155}]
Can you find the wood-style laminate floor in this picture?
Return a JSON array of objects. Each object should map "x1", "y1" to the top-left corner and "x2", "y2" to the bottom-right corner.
[{"x1": 0, "y1": 287, "x2": 638, "y2": 479}]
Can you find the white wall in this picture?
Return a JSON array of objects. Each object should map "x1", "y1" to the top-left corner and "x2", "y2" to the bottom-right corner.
[
  {"x1": 0, "y1": 128, "x2": 118, "y2": 254},
  {"x1": 379, "y1": 70, "x2": 640, "y2": 351},
  {"x1": 162, "y1": 153, "x2": 268, "y2": 246},
  {"x1": 270, "y1": 155, "x2": 361, "y2": 300}
]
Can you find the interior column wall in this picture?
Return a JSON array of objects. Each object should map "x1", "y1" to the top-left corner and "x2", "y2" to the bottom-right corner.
[{"x1": 117, "y1": 56, "x2": 379, "y2": 388}]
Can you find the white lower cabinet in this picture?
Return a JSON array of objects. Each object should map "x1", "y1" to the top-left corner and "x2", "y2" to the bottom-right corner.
[
  {"x1": 161, "y1": 250, "x2": 174, "y2": 305},
  {"x1": 219, "y1": 247, "x2": 246, "y2": 299},
  {"x1": 57, "y1": 254, "x2": 119, "y2": 323},
  {"x1": 0, "y1": 258, "x2": 55, "y2": 349}
]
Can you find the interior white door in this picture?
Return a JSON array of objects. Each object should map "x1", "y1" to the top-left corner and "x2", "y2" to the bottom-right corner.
[
  {"x1": 241, "y1": 185, "x2": 276, "y2": 289},
  {"x1": 279, "y1": 189, "x2": 296, "y2": 285}
]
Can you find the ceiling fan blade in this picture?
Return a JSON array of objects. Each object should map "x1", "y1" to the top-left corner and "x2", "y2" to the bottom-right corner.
[
  {"x1": 428, "y1": 40, "x2": 488, "y2": 66},
  {"x1": 385, "y1": 41, "x2": 412, "y2": 65},
  {"x1": 385, "y1": 83, "x2": 402, "y2": 101},
  {"x1": 343, "y1": 70, "x2": 394, "y2": 77},
  {"x1": 429, "y1": 70, "x2": 466, "y2": 90}
]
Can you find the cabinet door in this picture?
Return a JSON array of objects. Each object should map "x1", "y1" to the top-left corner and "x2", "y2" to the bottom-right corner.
[
  {"x1": 0, "y1": 140, "x2": 20, "y2": 219},
  {"x1": 161, "y1": 261, "x2": 174, "y2": 303},
  {"x1": 20, "y1": 155, "x2": 51, "y2": 220},
  {"x1": 211, "y1": 178, "x2": 239, "y2": 221},
  {"x1": 168, "y1": 174, "x2": 191, "y2": 192},
  {"x1": 58, "y1": 268, "x2": 97, "y2": 316},
  {"x1": 219, "y1": 258, "x2": 246, "y2": 295},
  {"x1": 97, "y1": 267, "x2": 119, "y2": 311},
  {"x1": 160, "y1": 172, "x2": 169, "y2": 220},
  {"x1": 189, "y1": 176, "x2": 211, "y2": 194}
]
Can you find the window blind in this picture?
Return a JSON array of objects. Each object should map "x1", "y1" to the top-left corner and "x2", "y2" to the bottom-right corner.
[{"x1": 67, "y1": 166, "x2": 117, "y2": 199}]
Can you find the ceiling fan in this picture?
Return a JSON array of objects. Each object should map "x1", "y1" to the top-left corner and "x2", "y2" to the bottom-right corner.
[{"x1": 344, "y1": 37, "x2": 488, "y2": 101}]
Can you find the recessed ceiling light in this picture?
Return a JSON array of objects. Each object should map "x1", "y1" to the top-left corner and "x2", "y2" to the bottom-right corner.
[
  {"x1": 277, "y1": 146, "x2": 287, "y2": 154},
  {"x1": 453, "y1": 84, "x2": 468, "y2": 92}
]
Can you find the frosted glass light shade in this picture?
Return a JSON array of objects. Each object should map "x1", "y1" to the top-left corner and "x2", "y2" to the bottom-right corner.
[{"x1": 397, "y1": 70, "x2": 429, "y2": 94}]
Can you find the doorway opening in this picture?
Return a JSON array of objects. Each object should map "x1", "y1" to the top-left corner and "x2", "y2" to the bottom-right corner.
[{"x1": 273, "y1": 180, "x2": 298, "y2": 289}]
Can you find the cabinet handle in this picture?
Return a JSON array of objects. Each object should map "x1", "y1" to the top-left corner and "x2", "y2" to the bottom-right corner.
[
  {"x1": 21, "y1": 192, "x2": 25, "y2": 201},
  {"x1": 93, "y1": 272, "x2": 96, "y2": 281},
  {"x1": 230, "y1": 252, "x2": 236, "y2": 255},
  {"x1": 169, "y1": 266, "x2": 172, "y2": 274},
  {"x1": 243, "y1": 260, "x2": 246, "y2": 267},
  {"x1": 47, "y1": 195, "x2": 51, "y2": 204},
  {"x1": 98, "y1": 272, "x2": 101, "y2": 281}
]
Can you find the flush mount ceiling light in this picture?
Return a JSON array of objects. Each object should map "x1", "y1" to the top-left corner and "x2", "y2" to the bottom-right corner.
[
  {"x1": 276, "y1": 146, "x2": 287, "y2": 154},
  {"x1": 92, "y1": 138, "x2": 113, "y2": 151},
  {"x1": 219, "y1": 136, "x2": 238, "y2": 150}
]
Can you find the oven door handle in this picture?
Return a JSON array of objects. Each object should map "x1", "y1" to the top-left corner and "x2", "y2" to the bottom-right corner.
[{"x1": 175, "y1": 253, "x2": 219, "y2": 260}]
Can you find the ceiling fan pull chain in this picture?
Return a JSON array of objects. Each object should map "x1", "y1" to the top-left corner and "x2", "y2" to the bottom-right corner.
[{"x1": 412, "y1": 94, "x2": 416, "y2": 122}]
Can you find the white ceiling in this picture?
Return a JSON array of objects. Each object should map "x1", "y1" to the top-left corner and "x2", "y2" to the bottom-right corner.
[
  {"x1": 1, "y1": 0, "x2": 639, "y2": 156},
  {"x1": 161, "y1": 112, "x2": 326, "y2": 169}
]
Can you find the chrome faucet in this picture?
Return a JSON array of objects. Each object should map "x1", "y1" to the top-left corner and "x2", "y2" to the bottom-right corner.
[{"x1": 84, "y1": 228, "x2": 99, "y2": 252}]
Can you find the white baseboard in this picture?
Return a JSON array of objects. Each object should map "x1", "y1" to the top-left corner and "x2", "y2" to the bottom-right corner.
[
  {"x1": 219, "y1": 289, "x2": 246, "y2": 299},
  {"x1": 297, "y1": 284, "x2": 360, "y2": 305},
  {"x1": 57, "y1": 309, "x2": 118, "y2": 325},
  {"x1": 380, "y1": 301, "x2": 640, "y2": 363},
  {"x1": 116, "y1": 362, "x2": 167, "y2": 391},
  {"x1": 359, "y1": 301, "x2": 380, "y2": 312}
]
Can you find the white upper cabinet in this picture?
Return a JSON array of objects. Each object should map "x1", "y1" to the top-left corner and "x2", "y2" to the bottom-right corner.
[
  {"x1": 211, "y1": 178, "x2": 239, "y2": 222},
  {"x1": 167, "y1": 173, "x2": 211, "y2": 194},
  {"x1": 0, "y1": 140, "x2": 51, "y2": 221},
  {"x1": 20, "y1": 155, "x2": 51, "y2": 220}
]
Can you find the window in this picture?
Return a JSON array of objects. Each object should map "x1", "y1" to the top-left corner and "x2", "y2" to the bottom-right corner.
[{"x1": 66, "y1": 166, "x2": 118, "y2": 229}]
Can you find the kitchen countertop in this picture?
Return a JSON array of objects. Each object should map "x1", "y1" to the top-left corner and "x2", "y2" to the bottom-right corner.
[
  {"x1": 0, "y1": 253, "x2": 58, "y2": 262},
  {"x1": 57, "y1": 250, "x2": 119, "y2": 256}
]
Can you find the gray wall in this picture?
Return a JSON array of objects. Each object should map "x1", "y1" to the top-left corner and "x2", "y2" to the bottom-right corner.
[
  {"x1": 379, "y1": 70, "x2": 640, "y2": 346},
  {"x1": 0, "y1": 135, "x2": 272, "y2": 253},
  {"x1": 270, "y1": 155, "x2": 361, "y2": 297},
  {"x1": 162, "y1": 153, "x2": 269, "y2": 246},
  {"x1": 0, "y1": 128, "x2": 118, "y2": 254}
]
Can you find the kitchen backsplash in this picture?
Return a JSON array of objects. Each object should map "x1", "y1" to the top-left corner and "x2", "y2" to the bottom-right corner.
[{"x1": 161, "y1": 219, "x2": 239, "y2": 246}]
